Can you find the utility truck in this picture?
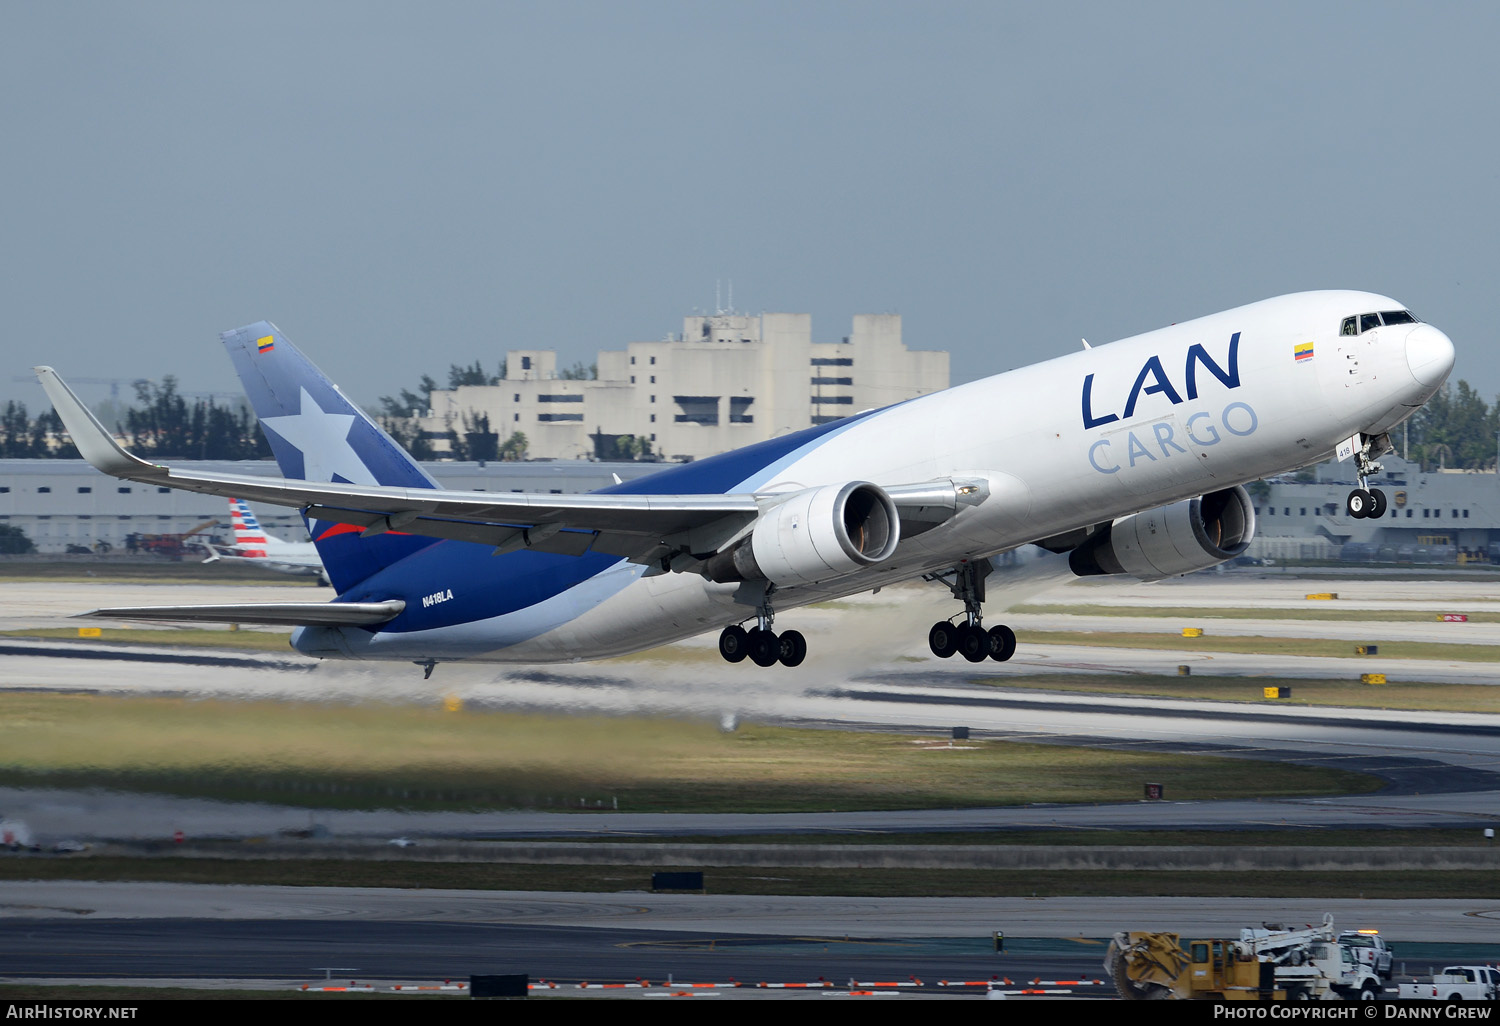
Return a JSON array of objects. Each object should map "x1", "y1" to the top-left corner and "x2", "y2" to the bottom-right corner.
[{"x1": 1107, "y1": 914, "x2": 1383, "y2": 1000}]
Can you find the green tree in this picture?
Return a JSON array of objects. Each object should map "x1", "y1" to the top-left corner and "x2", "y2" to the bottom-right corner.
[
  {"x1": 0, "y1": 524, "x2": 35, "y2": 554},
  {"x1": 591, "y1": 431, "x2": 654, "y2": 461},
  {"x1": 447, "y1": 360, "x2": 503, "y2": 388},
  {"x1": 1, "y1": 402, "x2": 45, "y2": 457},
  {"x1": 378, "y1": 374, "x2": 439, "y2": 419},
  {"x1": 1407, "y1": 381, "x2": 1498, "y2": 470},
  {"x1": 34, "y1": 410, "x2": 79, "y2": 459},
  {"x1": 498, "y1": 430, "x2": 527, "y2": 461},
  {"x1": 459, "y1": 412, "x2": 500, "y2": 462},
  {"x1": 379, "y1": 416, "x2": 435, "y2": 460}
]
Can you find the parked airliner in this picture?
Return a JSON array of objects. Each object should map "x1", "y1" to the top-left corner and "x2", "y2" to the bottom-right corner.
[
  {"x1": 201, "y1": 498, "x2": 329, "y2": 585},
  {"x1": 36, "y1": 291, "x2": 1454, "y2": 674}
]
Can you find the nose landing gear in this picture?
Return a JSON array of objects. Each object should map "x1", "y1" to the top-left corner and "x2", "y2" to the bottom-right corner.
[
  {"x1": 924, "y1": 558, "x2": 1016, "y2": 663},
  {"x1": 1345, "y1": 433, "x2": 1393, "y2": 519}
]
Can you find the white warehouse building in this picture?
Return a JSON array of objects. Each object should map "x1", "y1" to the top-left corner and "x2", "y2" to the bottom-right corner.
[{"x1": 418, "y1": 311, "x2": 949, "y2": 462}]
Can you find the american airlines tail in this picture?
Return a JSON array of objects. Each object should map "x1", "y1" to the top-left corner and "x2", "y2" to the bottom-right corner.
[
  {"x1": 228, "y1": 498, "x2": 271, "y2": 556},
  {"x1": 220, "y1": 322, "x2": 440, "y2": 593}
]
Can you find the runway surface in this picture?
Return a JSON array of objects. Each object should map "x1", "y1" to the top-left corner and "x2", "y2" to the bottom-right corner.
[
  {"x1": 4, "y1": 881, "x2": 1498, "y2": 944},
  {"x1": 5, "y1": 571, "x2": 1500, "y2": 990},
  {"x1": 3, "y1": 573, "x2": 1500, "y2": 842}
]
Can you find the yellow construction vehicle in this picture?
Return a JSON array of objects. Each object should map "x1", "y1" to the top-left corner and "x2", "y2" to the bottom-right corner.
[
  {"x1": 1107, "y1": 930, "x2": 1280, "y2": 1000},
  {"x1": 1106, "y1": 915, "x2": 1382, "y2": 1001}
]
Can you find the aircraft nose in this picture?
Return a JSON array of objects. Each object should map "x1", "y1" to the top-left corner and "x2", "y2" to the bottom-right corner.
[{"x1": 1406, "y1": 324, "x2": 1455, "y2": 388}]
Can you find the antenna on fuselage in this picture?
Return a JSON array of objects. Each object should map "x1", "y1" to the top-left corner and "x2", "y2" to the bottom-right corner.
[{"x1": 1080, "y1": 338, "x2": 1092, "y2": 350}]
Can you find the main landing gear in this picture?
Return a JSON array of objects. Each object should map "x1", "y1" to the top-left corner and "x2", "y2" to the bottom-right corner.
[
  {"x1": 924, "y1": 558, "x2": 1016, "y2": 663},
  {"x1": 718, "y1": 593, "x2": 806, "y2": 668},
  {"x1": 1346, "y1": 433, "x2": 1391, "y2": 520}
]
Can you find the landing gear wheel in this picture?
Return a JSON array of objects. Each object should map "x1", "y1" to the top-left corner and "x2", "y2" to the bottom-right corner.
[
  {"x1": 777, "y1": 629, "x2": 807, "y2": 667},
  {"x1": 928, "y1": 621, "x2": 959, "y2": 659},
  {"x1": 958, "y1": 623, "x2": 989, "y2": 663},
  {"x1": 1347, "y1": 488, "x2": 1371, "y2": 519},
  {"x1": 718, "y1": 625, "x2": 749, "y2": 663},
  {"x1": 988, "y1": 624, "x2": 1017, "y2": 662},
  {"x1": 1368, "y1": 488, "x2": 1388, "y2": 518},
  {"x1": 748, "y1": 627, "x2": 781, "y2": 667}
]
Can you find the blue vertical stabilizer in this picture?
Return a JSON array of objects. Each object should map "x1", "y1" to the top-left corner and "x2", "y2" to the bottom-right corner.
[{"x1": 221, "y1": 322, "x2": 440, "y2": 592}]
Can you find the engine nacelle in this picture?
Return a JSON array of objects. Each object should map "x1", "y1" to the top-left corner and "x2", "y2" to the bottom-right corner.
[
  {"x1": 705, "y1": 481, "x2": 900, "y2": 587},
  {"x1": 1068, "y1": 486, "x2": 1256, "y2": 582}
]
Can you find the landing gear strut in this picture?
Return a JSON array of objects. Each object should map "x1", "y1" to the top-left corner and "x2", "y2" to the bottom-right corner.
[
  {"x1": 718, "y1": 590, "x2": 806, "y2": 668},
  {"x1": 924, "y1": 558, "x2": 1016, "y2": 663},
  {"x1": 1346, "y1": 433, "x2": 1391, "y2": 519}
]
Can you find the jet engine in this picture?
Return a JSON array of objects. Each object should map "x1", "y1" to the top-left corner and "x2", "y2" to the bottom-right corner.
[
  {"x1": 704, "y1": 481, "x2": 900, "y2": 587},
  {"x1": 1067, "y1": 485, "x2": 1256, "y2": 582}
]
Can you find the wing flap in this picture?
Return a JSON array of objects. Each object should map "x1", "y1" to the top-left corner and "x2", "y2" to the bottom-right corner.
[{"x1": 77, "y1": 600, "x2": 406, "y2": 627}]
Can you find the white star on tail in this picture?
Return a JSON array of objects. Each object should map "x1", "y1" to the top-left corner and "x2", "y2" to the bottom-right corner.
[{"x1": 259, "y1": 387, "x2": 379, "y2": 485}]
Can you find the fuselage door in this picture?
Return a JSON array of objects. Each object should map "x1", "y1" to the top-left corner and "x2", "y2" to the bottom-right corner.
[{"x1": 1335, "y1": 312, "x2": 1382, "y2": 389}]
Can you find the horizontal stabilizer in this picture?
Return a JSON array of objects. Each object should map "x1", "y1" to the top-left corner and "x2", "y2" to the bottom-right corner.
[{"x1": 76, "y1": 600, "x2": 406, "y2": 627}]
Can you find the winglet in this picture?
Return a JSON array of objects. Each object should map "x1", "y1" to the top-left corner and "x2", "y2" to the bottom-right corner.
[{"x1": 33, "y1": 366, "x2": 163, "y2": 479}]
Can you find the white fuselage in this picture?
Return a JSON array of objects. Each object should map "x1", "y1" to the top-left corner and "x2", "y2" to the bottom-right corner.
[{"x1": 296, "y1": 291, "x2": 1452, "y2": 663}]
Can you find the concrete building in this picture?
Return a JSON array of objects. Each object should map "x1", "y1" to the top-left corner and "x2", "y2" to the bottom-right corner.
[
  {"x1": 1249, "y1": 455, "x2": 1500, "y2": 564},
  {"x1": 418, "y1": 311, "x2": 949, "y2": 462}
]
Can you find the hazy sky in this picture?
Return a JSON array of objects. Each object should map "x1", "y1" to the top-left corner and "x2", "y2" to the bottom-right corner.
[{"x1": 4, "y1": 1, "x2": 1496, "y2": 410}]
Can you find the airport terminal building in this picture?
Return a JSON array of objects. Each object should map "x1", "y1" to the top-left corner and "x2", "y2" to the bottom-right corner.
[{"x1": 1248, "y1": 455, "x2": 1499, "y2": 564}]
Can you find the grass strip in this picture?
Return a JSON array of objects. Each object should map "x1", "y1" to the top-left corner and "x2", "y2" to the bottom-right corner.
[
  {"x1": 1013, "y1": 630, "x2": 1500, "y2": 663},
  {"x1": 978, "y1": 672, "x2": 1500, "y2": 713},
  {"x1": 0, "y1": 693, "x2": 1380, "y2": 812},
  {"x1": 1, "y1": 627, "x2": 295, "y2": 652},
  {"x1": 507, "y1": 828, "x2": 1500, "y2": 847},
  {"x1": 0, "y1": 858, "x2": 1492, "y2": 898},
  {"x1": 0, "y1": 562, "x2": 319, "y2": 585},
  {"x1": 1012, "y1": 603, "x2": 1500, "y2": 623}
]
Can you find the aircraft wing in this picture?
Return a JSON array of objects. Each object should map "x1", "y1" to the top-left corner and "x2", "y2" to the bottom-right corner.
[
  {"x1": 38, "y1": 367, "x2": 982, "y2": 567},
  {"x1": 77, "y1": 600, "x2": 405, "y2": 627}
]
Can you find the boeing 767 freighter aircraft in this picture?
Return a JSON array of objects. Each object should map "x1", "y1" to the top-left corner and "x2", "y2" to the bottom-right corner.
[{"x1": 36, "y1": 291, "x2": 1454, "y2": 674}]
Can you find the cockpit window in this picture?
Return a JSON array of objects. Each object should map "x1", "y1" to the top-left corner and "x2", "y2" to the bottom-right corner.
[{"x1": 1342, "y1": 310, "x2": 1421, "y2": 335}]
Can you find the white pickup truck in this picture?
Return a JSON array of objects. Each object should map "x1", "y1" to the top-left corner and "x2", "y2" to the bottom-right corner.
[
  {"x1": 1398, "y1": 966, "x2": 1500, "y2": 1001},
  {"x1": 1338, "y1": 931, "x2": 1394, "y2": 980}
]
